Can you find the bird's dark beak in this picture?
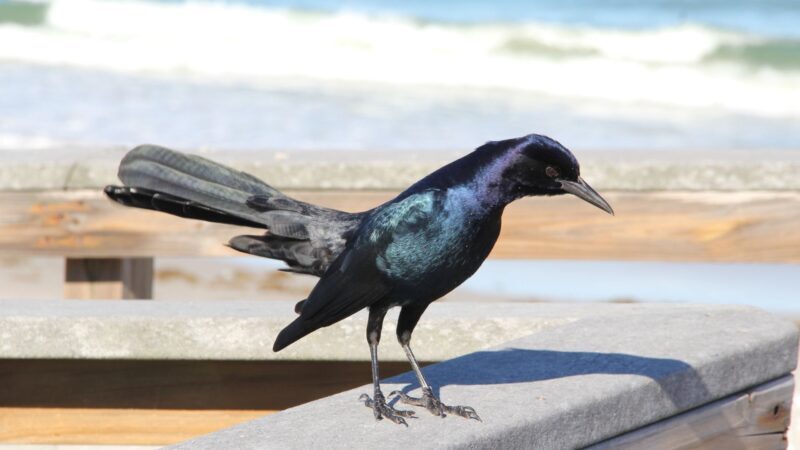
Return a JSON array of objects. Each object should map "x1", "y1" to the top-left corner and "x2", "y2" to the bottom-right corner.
[{"x1": 559, "y1": 177, "x2": 614, "y2": 215}]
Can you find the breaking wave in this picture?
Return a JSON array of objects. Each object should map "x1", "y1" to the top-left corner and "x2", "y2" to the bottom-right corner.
[{"x1": 1, "y1": 0, "x2": 799, "y2": 117}]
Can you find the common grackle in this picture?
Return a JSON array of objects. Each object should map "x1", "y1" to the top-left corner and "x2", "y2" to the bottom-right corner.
[{"x1": 105, "y1": 134, "x2": 613, "y2": 425}]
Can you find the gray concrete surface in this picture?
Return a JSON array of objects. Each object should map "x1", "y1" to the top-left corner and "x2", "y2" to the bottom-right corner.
[
  {"x1": 1, "y1": 147, "x2": 799, "y2": 191},
  {"x1": 164, "y1": 303, "x2": 798, "y2": 450},
  {"x1": 0, "y1": 300, "x2": 577, "y2": 361}
]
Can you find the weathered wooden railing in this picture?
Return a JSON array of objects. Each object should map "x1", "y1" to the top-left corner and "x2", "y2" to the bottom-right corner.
[
  {"x1": 1, "y1": 148, "x2": 799, "y2": 447},
  {"x1": 2, "y1": 148, "x2": 799, "y2": 299}
]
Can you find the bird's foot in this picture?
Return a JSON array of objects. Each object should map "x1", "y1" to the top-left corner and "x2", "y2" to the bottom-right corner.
[
  {"x1": 359, "y1": 391, "x2": 415, "y2": 426},
  {"x1": 390, "y1": 387, "x2": 481, "y2": 421}
]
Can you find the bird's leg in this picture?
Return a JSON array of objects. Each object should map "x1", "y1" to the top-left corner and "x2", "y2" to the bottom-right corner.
[
  {"x1": 359, "y1": 306, "x2": 415, "y2": 425},
  {"x1": 391, "y1": 343, "x2": 481, "y2": 421},
  {"x1": 389, "y1": 305, "x2": 481, "y2": 421}
]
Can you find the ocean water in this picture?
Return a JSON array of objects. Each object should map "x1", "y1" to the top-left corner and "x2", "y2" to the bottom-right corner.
[{"x1": 0, "y1": 0, "x2": 799, "y2": 150}]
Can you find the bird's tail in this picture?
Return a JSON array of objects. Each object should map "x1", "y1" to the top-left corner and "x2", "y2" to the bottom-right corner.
[
  {"x1": 105, "y1": 144, "x2": 357, "y2": 276},
  {"x1": 105, "y1": 144, "x2": 287, "y2": 228}
]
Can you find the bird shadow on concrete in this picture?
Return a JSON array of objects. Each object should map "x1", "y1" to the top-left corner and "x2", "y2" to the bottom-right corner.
[{"x1": 386, "y1": 348, "x2": 710, "y2": 412}]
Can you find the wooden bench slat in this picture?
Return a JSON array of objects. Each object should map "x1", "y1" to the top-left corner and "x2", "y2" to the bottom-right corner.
[
  {"x1": 0, "y1": 407, "x2": 270, "y2": 445},
  {"x1": 0, "y1": 358, "x2": 413, "y2": 445},
  {"x1": 1, "y1": 190, "x2": 799, "y2": 262},
  {"x1": 0, "y1": 359, "x2": 412, "y2": 410}
]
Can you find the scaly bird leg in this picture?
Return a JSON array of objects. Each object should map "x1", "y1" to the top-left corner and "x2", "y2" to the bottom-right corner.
[
  {"x1": 359, "y1": 307, "x2": 415, "y2": 425},
  {"x1": 390, "y1": 304, "x2": 481, "y2": 421},
  {"x1": 390, "y1": 342, "x2": 481, "y2": 421}
]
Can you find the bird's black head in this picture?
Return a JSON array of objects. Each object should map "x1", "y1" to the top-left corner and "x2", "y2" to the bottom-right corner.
[{"x1": 481, "y1": 134, "x2": 614, "y2": 215}]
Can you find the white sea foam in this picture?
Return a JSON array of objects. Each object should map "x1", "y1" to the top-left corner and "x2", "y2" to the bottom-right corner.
[{"x1": 0, "y1": 0, "x2": 798, "y2": 118}]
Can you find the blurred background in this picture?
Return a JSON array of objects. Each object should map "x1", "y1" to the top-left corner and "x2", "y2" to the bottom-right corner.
[
  {"x1": 1, "y1": 0, "x2": 799, "y2": 447},
  {"x1": 1, "y1": 0, "x2": 800, "y2": 150},
  {"x1": 1, "y1": 0, "x2": 798, "y2": 313}
]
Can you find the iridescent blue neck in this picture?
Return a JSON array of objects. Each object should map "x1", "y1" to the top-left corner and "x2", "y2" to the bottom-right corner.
[
  {"x1": 466, "y1": 148, "x2": 525, "y2": 209},
  {"x1": 397, "y1": 141, "x2": 524, "y2": 211}
]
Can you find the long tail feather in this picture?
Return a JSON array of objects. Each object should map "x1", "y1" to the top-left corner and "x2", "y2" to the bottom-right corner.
[
  {"x1": 106, "y1": 144, "x2": 361, "y2": 276},
  {"x1": 117, "y1": 144, "x2": 281, "y2": 227},
  {"x1": 104, "y1": 185, "x2": 265, "y2": 228}
]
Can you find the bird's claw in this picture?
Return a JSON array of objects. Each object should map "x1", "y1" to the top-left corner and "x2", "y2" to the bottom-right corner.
[
  {"x1": 359, "y1": 392, "x2": 415, "y2": 426},
  {"x1": 389, "y1": 387, "x2": 481, "y2": 421}
]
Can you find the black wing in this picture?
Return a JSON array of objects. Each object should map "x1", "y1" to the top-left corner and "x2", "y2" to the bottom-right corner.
[{"x1": 272, "y1": 246, "x2": 391, "y2": 351}]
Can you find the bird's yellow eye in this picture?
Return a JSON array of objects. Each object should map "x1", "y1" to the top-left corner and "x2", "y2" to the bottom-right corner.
[{"x1": 545, "y1": 166, "x2": 559, "y2": 178}]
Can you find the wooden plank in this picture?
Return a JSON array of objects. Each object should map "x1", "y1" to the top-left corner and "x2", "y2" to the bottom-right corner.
[
  {"x1": 0, "y1": 359, "x2": 414, "y2": 410},
  {"x1": 590, "y1": 375, "x2": 793, "y2": 450},
  {"x1": 64, "y1": 257, "x2": 153, "y2": 299},
  {"x1": 0, "y1": 358, "x2": 417, "y2": 445},
  {"x1": 0, "y1": 190, "x2": 799, "y2": 262},
  {"x1": 0, "y1": 408, "x2": 270, "y2": 445}
]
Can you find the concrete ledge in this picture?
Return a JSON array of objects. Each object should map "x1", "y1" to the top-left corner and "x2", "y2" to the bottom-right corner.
[
  {"x1": 164, "y1": 303, "x2": 797, "y2": 449},
  {"x1": 1, "y1": 148, "x2": 799, "y2": 191},
  {"x1": 1, "y1": 300, "x2": 579, "y2": 361}
]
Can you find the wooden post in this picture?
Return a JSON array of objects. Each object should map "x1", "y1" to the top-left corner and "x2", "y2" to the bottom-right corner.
[{"x1": 64, "y1": 258, "x2": 154, "y2": 299}]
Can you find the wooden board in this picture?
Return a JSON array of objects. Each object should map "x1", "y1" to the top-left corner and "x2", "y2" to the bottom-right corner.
[
  {"x1": 1, "y1": 190, "x2": 799, "y2": 262},
  {"x1": 0, "y1": 358, "x2": 417, "y2": 445},
  {"x1": 0, "y1": 408, "x2": 270, "y2": 445},
  {"x1": 0, "y1": 359, "x2": 414, "y2": 410},
  {"x1": 590, "y1": 375, "x2": 794, "y2": 450}
]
